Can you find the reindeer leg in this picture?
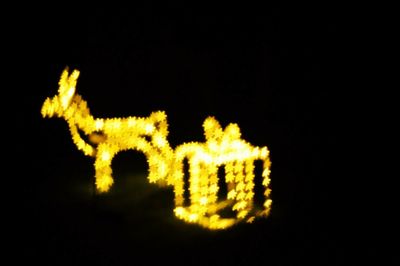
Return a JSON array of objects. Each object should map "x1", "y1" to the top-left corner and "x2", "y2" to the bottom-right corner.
[{"x1": 94, "y1": 143, "x2": 117, "y2": 193}]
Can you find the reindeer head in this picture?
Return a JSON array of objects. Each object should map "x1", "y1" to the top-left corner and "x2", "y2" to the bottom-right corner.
[{"x1": 41, "y1": 68, "x2": 79, "y2": 118}]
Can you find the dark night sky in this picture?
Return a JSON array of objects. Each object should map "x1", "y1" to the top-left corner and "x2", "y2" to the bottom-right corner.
[{"x1": 7, "y1": 3, "x2": 388, "y2": 265}]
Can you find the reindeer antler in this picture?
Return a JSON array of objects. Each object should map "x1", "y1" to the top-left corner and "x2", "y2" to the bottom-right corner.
[{"x1": 58, "y1": 68, "x2": 79, "y2": 110}]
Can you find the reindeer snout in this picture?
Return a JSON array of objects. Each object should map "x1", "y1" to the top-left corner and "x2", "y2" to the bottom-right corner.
[
  {"x1": 41, "y1": 98, "x2": 52, "y2": 117},
  {"x1": 41, "y1": 97, "x2": 61, "y2": 118}
]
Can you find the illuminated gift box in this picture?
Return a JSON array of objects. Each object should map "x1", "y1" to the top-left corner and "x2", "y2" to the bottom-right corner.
[
  {"x1": 41, "y1": 68, "x2": 272, "y2": 229},
  {"x1": 171, "y1": 117, "x2": 271, "y2": 229}
]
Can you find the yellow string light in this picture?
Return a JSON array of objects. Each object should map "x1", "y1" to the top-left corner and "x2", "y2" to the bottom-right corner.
[
  {"x1": 42, "y1": 68, "x2": 272, "y2": 229},
  {"x1": 172, "y1": 117, "x2": 272, "y2": 229}
]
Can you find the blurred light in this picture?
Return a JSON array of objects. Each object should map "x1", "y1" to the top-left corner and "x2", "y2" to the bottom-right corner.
[{"x1": 42, "y1": 68, "x2": 272, "y2": 229}]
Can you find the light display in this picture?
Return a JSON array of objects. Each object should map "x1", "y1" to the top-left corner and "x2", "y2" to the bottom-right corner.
[
  {"x1": 41, "y1": 68, "x2": 272, "y2": 229},
  {"x1": 172, "y1": 117, "x2": 271, "y2": 229}
]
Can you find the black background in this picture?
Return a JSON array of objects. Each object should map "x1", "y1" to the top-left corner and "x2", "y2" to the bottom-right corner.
[{"x1": 8, "y1": 3, "x2": 386, "y2": 265}]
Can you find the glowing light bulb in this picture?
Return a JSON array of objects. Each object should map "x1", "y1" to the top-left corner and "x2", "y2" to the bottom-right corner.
[{"x1": 42, "y1": 68, "x2": 272, "y2": 230}]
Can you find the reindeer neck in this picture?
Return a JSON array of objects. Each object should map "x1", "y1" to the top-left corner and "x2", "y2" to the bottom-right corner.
[{"x1": 66, "y1": 95, "x2": 96, "y2": 135}]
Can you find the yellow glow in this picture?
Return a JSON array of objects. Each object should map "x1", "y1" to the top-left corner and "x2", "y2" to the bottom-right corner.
[{"x1": 42, "y1": 68, "x2": 272, "y2": 230}]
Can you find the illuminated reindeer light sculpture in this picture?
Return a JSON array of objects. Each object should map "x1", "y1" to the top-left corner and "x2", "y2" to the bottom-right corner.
[
  {"x1": 41, "y1": 69, "x2": 174, "y2": 192},
  {"x1": 42, "y1": 68, "x2": 272, "y2": 229}
]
